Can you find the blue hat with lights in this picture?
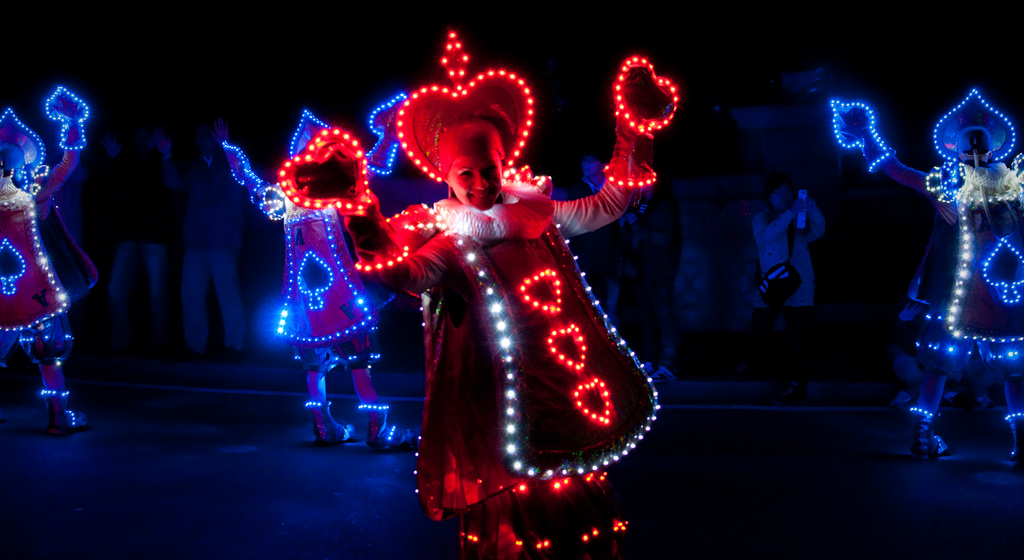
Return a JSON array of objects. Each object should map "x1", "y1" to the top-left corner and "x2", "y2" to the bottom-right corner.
[
  {"x1": 0, "y1": 108, "x2": 44, "y2": 170},
  {"x1": 933, "y1": 89, "x2": 1015, "y2": 162}
]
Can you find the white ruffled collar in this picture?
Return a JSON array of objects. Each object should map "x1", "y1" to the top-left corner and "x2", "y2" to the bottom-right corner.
[
  {"x1": 957, "y1": 163, "x2": 1021, "y2": 206},
  {"x1": 433, "y1": 180, "x2": 554, "y2": 242}
]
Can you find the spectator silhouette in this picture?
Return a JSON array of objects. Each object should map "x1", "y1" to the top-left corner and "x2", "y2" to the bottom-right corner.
[
  {"x1": 155, "y1": 120, "x2": 246, "y2": 358},
  {"x1": 99, "y1": 127, "x2": 172, "y2": 354}
]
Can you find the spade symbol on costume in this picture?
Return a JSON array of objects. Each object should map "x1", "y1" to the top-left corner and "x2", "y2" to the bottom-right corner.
[
  {"x1": 0, "y1": 238, "x2": 26, "y2": 296},
  {"x1": 982, "y1": 237, "x2": 1024, "y2": 305},
  {"x1": 298, "y1": 251, "x2": 333, "y2": 310}
]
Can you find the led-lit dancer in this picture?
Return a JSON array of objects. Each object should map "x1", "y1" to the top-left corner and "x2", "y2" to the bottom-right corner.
[
  {"x1": 221, "y1": 101, "x2": 415, "y2": 448},
  {"x1": 833, "y1": 90, "x2": 1024, "y2": 463},
  {"x1": 345, "y1": 33, "x2": 667, "y2": 558},
  {"x1": 0, "y1": 87, "x2": 94, "y2": 434}
]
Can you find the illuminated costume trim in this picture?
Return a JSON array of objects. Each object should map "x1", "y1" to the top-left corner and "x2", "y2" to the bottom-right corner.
[
  {"x1": 834, "y1": 88, "x2": 1024, "y2": 463},
  {"x1": 222, "y1": 109, "x2": 414, "y2": 448},
  {"x1": 348, "y1": 31, "x2": 675, "y2": 558},
  {"x1": 0, "y1": 88, "x2": 93, "y2": 434}
]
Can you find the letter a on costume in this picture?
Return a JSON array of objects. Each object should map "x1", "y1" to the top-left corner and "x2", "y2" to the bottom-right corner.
[{"x1": 31, "y1": 288, "x2": 48, "y2": 307}]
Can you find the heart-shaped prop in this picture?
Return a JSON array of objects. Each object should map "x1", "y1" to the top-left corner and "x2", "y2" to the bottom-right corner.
[
  {"x1": 574, "y1": 377, "x2": 614, "y2": 426},
  {"x1": 396, "y1": 31, "x2": 535, "y2": 182},
  {"x1": 547, "y1": 323, "x2": 587, "y2": 372},
  {"x1": 605, "y1": 56, "x2": 680, "y2": 188},
  {"x1": 519, "y1": 268, "x2": 562, "y2": 314},
  {"x1": 614, "y1": 56, "x2": 679, "y2": 136},
  {"x1": 278, "y1": 128, "x2": 373, "y2": 215}
]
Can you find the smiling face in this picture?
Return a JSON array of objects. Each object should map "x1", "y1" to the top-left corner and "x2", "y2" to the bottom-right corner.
[
  {"x1": 446, "y1": 149, "x2": 503, "y2": 211},
  {"x1": 440, "y1": 119, "x2": 505, "y2": 211}
]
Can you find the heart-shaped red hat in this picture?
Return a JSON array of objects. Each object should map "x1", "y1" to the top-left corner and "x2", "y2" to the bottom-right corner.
[{"x1": 396, "y1": 31, "x2": 535, "y2": 182}]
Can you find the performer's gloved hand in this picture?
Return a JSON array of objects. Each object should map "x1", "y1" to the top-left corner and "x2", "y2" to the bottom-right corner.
[
  {"x1": 606, "y1": 114, "x2": 654, "y2": 187},
  {"x1": 604, "y1": 57, "x2": 679, "y2": 188},
  {"x1": 345, "y1": 188, "x2": 400, "y2": 263},
  {"x1": 860, "y1": 133, "x2": 891, "y2": 166}
]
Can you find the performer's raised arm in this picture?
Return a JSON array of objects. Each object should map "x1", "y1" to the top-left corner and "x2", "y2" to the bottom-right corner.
[
  {"x1": 35, "y1": 87, "x2": 88, "y2": 219},
  {"x1": 831, "y1": 99, "x2": 957, "y2": 224},
  {"x1": 556, "y1": 56, "x2": 679, "y2": 237}
]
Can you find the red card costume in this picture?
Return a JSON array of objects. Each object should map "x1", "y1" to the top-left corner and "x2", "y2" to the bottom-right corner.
[
  {"x1": 222, "y1": 114, "x2": 414, "y2": 448},
  {"x1": 0, "y1": 88, "x2": 94, "y2": 434},
  {"x1": 347, "y1": 34, "x2": 676, "y2": 558}
]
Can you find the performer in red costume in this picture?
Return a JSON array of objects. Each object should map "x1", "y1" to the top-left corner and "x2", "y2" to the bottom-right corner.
[
  {"x1": 0, "y1": 87, "x2": 94, "y2": 434},
  {"x1": 346, "y1": 33, "x2": 673, "y2": 558}
]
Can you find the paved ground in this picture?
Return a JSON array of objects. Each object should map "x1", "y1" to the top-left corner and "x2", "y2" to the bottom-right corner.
[{"x1": 3, "y1": 361, "x2": 1024, "y2": 559}]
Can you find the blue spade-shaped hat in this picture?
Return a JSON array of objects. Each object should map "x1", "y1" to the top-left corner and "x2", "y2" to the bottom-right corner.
[{"x1": 933, "y1": 89, "x2": 1016, "y2": 162}]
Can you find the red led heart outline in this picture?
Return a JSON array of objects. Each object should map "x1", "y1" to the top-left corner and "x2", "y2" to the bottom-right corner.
[
  {"x1": 277, "y1": 128, "x2": 372, "y2": 215},
  {"x1": 395, "y1": 31, "x2": 535, "y2": 182},
  {"x1": 519, "y1": 268, "x2": 562, "y2": 314},
  {"x1": 547, "y1": 324, "x2": 586, "y2": 372},
  {"x1": 613, "y1": 56, "x2": 679, "y2": 136},
  {"x1": 574, "y1": 377, "x2": 614, "y2": 426}
]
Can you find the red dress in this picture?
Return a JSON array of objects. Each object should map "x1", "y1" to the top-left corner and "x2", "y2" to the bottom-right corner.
[{"x1": 350, "y1": 181, "x2": 657, "y2": 559}]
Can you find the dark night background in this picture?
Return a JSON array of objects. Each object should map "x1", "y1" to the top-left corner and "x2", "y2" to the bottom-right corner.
[
  {"x1": 10, "y1": 14, "x2": 1024, "y2": 366},
  {"x1": 7, "y1": 14, "x2": 1024, "y2": 560}
]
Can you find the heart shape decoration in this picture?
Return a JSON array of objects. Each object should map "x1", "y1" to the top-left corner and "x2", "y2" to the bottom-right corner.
[
  {"x1": 614, "y1": 56, "x2": 679, "y2": 136},
  {"x1": 574, "y1": 377, "x2": 614, "y2": 426},
  {"x1": 277, "y1": 128, "x2": 373, "y2": 215},
  {"x1": 519, "y1": 268, "x2": 562, "y2": 314},
  {"x1": 395, "y1": 31, "x2": 535, "y2": 182},
  {"x1": 547, "y1": 323, "x2": 587, "y2": 372}
]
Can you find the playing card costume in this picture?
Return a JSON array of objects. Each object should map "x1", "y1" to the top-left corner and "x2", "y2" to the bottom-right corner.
[
  {"x1": 0, "y1": 88, "x2": 94, "y2": 434},
  {"x1": 222, "y1": 104, "x2": 414, "y2": 448},
  {"x1": 833, "y1": 89, "x2": 1024, "y2": 464},
  {"x1": 345, "y1": 34, "x2": 672, "y2": 558}
]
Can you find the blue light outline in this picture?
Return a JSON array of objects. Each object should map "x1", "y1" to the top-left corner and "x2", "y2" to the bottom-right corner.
[
  {"x1": 365, "y1": 92, "x2": 407, "y2": 176},
  {"x1": 932, "y1": 88, "x2": 1016, "y2": 163}
]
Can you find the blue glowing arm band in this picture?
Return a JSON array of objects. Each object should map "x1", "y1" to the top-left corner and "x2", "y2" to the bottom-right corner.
[{"x1": 221, "y1": 141, "x2": 285, "y2": 220}]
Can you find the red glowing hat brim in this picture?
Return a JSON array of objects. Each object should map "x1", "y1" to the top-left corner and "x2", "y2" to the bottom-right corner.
[{"x1": 397, "y1": 34, "x2": 534, "y2": 183}]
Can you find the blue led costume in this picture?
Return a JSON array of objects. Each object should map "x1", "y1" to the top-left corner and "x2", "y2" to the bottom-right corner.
[
  {"x1": 833, "y1": 90, "x2": 1024, "y2": 463},
  {"x1": 222, "y1": 105, "x2": 414, "y2": 448},
  {"x1": 0, "y1": 88, "x2": 94, "y2": 434}
]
